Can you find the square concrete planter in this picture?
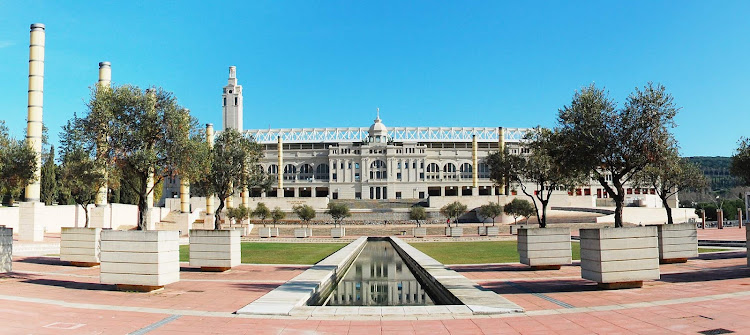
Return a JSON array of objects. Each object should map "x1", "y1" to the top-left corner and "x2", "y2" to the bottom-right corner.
[
  {"x1": 331, "y1": 227, "x2": 346, "y2": 238},
  {"x1": 258, "y1": 227, "x2": 272, "y2": 238},
  {"x1": 60, "y1": 227, "x2": 101, "y2": 266},
  {"x1": 270, "y1": 227, "x2": 279, "y2": 237},
  {"x1": 580, "y1": 226, "x2": 660, "y2": 289},
  {"x1": 655, "y1": 223, "x2": 697, "y2": 263},
  {"x1": 517, "y1": 227, "x2": 571, "y2": 270},
  {"x1": 486, "y1": 226, "x2": 500, "y2": 236},
  {"x1": 307, "y1": 228, "x2": 313, "y2": 237},
  {"x1": 0, "y1": 227, "x2": 11, "y2": 273},
  {"x1": 413, "y1": 227, "x2": 427, "y2": 238},
  {"x1": 477, "y1": 226, "x2": 487, "y2": 236},
  {"x1": 445, "y1": 227, "x2": 463, "y2": 237},
  {"x1": 100, "y1": 230, "x2": 180, "y2": 292},
  {"x1": 510, "y1": 224, "x2": 534, "y2": 235},
  {"x1": 189, "y1": 229, "x2": 240, "y2": 271},
  {"x1": 294, "y1": 228, "x2": 309, "y2": 238}
]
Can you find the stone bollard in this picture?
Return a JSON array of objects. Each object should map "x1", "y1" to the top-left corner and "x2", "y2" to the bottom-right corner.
[{"x1": 701, "y1": 211, "x2": 706, "y2": 229}]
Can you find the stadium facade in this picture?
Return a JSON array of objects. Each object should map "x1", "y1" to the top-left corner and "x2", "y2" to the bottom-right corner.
[{"x1": 162, "y1": 67, "x2": 675, "y2": 211}]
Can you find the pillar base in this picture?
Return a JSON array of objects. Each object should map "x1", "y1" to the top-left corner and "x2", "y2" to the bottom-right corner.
[
  {"x1": 19, "y1": 202, "x2": 45, "y2": 242},
  {"x1": 89, "y1": 205, "x2": 111, "y2": 229},
  {"x1": 174, "y1": 212, "x2": 193, "y2": 236},
  {"x1": 204, "y1": 214, "x2": 216, "y2": 230}
]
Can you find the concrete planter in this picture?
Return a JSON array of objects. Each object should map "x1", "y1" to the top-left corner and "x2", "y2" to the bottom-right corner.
[
  {"x1": 517, "y1": 227, "x2": 571, "y2": 270},
  {"x1": 270, "y1": 227, "x2": 280, "y2": 237},
  {"x1": 445, "y1": 227, "x2": 463, "y2": 237},
  {"x1": 477, "y1": 226, "x2": 487, "y2": 236},
  {"x1": 486, "y1": 226, "x2": 500, "y2": 236},
  {"x1": 0, "y1": 227, "x2": 11, "y2": 273},
  {"x1": 100, "y1": 230, "x2": 180, "y2": 292},
  {"x1": 580, "y1": 226, "x2": 660, "y2": 289},
  {"x1": 60, "y1": 227, "x2": 101, "y2": 266},
  {"x1": 258, "y1": 227, "x2": 272, "y2": 238},
  {"x1": 294, "y1": 228, "x2": 309, "y2": 238},
  {"x1": 331, "y1": 227, "x2": 346, "y2": 238},
  {"x1": 189, "y1": 229, "x2": 240, "y2": 271},
  {"x1": 413, "y1": 227, "x2": 427, "y2": 238},
  {"x1": 655, "y1": 223, "x2": 698, "y2": 263},
  {"x1": 746, "y1": 227, "x2": 750, "y2": 267},
  {"x1": 307, "y1": 228, "x2": 313, "y2": 237},
  {"x1": 510, "y1": 224, "x2": 534, "y2": 235}
]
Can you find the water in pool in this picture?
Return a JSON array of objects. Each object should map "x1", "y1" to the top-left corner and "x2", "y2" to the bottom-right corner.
[{"x1": 323, "y1": 240, "x2": 435, "y2": 306}]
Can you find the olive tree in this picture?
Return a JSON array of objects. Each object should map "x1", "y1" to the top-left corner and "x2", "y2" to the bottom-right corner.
[
  {"x1": 504, "y1": 198, "x2": 535, "y2": 224},
  {"x1": 192, "y1": 129, "x2": 271, "y2": 229},
  {"x1": 730, "y1": 137, "x2": 750, "y2": 186},
  {"x1": 271, "y1": 207, "x2": 285, "y2": 227},
  {"x1": 253, "y1": 202, "x2": 271, "y2": 227},
  {"x1": 440, "y1": 201, "x2": 467, "y2": 227},
  {"x1": 478, "y1": 202, "x2": 503, "y2": 226},
  {"x1": 487, "y1": 127, "x2": 585, "y2": 228},
  {"x1": 409, "y1": 206, "x2": 427, "y2": 227},
  {"x1": 58, "y1": 117, "x2": 107, "y2": 227},
  {"x1": 0, "y1": 120, "x2": 37, "y2": 205},
  {"x1": 326, "y1": 202, "x2": 351, "y2": 227},
  {"x1": 555, "y1": 83, "x2": 678, "y2": 227},
  {"x1": 633, "y1": 145, "x2": 708, "y2": 224},
  {"x1": 293, "y1": 204, "x2": 316, "y2": 228},
  {"x1": 82, "y1": 85, "x2": 202, "y2": 230}
]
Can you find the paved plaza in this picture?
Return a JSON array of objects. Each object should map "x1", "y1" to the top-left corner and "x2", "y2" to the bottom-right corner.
[{"x1": 0, "y1": 227, "x2": 748, "y2": 334}]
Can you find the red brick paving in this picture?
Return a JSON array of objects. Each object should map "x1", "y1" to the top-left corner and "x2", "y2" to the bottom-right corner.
[{"x1": 2, "y1": 250, "x2": 750, "y2": 334}]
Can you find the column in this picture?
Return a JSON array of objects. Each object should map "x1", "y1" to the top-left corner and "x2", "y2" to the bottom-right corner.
[
  {"x1": 277, "y1": 136, "x2": 284, "y2": 197},
  {"x1": 90, "y1": 61, "x2": 112, "y2": 228},
  {"x1": 498, "y1": 127, "x2": 507, "y2": 195},
  {"x1": 471, "y1": 135, "x2": 478, "y2": 195},
  {"x1": 19, "y1": 23, "x2": 46, "y2": 241},
  {"x1": 204, "y1": 124, "x2": 215, "y2": 228}
]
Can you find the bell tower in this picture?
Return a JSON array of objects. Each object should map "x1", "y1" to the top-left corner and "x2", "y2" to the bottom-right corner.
[{"x1": 222, "y1": 66, "x2": 243, "y2": 131}]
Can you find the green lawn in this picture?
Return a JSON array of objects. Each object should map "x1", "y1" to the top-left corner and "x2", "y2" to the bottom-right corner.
[
  {"x1": 698, "y1": 247, "x2": 731, "y2": 253},
  {"x1": 411, "y1": 241, "x2": 582, "y2": 264},
  {"x1": 180, "y1": 243, "x2": 347, "y2": 264}
]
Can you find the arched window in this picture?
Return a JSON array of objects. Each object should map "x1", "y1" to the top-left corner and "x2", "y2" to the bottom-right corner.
[
  {"x1": 370, "y1": 160, "x2": 387, "y2": 180},
  {"x1": 315, "y1": 164, "x2": 330, "y2": 181},
  {"x1": 443, "y1": 163, "x2": 457, "y2": 180},
  {"x1": 283, "y1": 164, "x2": 297, "y2": 181},
  {"x1": 426, "y1": 163, "x2": 440, "y2": 180},
  {"x1": 299, "y1": 164, "x2": 313, "y2": 181},
  {"x1": 267, "y1": 164, "x2": 279, "y2": 176},
  {"x1": 460, "y1": 163, "x2": 472, "y2": 179},
  {"x1": 478, "y1": 162, "x2": 490, "y2": 179}
]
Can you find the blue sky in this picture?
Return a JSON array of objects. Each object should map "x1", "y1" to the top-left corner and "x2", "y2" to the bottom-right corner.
[{"x1": 1, "y1": 1, "x2": 748, "y2": 156}]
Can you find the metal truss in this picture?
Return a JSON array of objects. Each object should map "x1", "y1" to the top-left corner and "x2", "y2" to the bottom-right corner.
[{"x1": 244, "y1": 127, "x2": 529, "y2": 144}]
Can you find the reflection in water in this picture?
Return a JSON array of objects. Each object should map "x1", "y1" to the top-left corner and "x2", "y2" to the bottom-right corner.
[{"x1": 325, "y1": 241, "x2": 434, "y2": 306}]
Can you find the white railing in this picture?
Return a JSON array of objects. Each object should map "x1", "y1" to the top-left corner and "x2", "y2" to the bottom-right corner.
[{"x1": 244, "y1": 127, "x2": 529, "y2": 144}]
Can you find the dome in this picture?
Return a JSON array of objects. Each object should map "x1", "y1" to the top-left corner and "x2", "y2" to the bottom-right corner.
[{"x1": 368, "y1": 109, "x2": 387, "y2": 139}]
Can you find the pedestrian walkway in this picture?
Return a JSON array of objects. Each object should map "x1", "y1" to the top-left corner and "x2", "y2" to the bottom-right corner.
[{"x1": 2, "y1": 248, "x2": 750, "y2": 334}]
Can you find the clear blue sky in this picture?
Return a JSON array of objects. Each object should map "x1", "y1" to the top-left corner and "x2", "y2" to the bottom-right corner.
[{"x1": 1, "y1": 1, "x2": 748, "y2": 156}]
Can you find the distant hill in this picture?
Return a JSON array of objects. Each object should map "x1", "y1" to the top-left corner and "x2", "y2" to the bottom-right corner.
[{"x1": 685, "y1": 156, "x2": 741, "y2": 191}]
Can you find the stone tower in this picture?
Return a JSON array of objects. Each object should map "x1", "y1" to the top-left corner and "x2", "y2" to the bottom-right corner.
[{"x1": 222, "y1": 66, "x2": 243, "y2": 131}]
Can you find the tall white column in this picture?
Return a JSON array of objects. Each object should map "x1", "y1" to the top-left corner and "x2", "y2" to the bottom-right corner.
[
  {"x1": 204, "y1": 124, "x2": 215, "y2": 228},
  {"x1": 90, "y1": 61, "x2": 112, "y2": 229},
  {"x1": 277, "y1": 136, "x2": 284, "y2": 198},
  {"x1": 20, "y1": 23, "x2": 46, "y2": 241}
]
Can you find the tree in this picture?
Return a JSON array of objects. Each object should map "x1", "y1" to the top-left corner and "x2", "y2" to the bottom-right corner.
[
  {"x1": 633, "y1": 146, "x2": 708, "y2": 224},
  {"x1": 271, "y1": 207, "x2": 285, "y2": 227},
  {"x1": 293, "y1": 204, "x2": 316, "y2": 228},
  {"x1": 0, "y1": 120, "x2": 37, "y2": 205},
  {"x1": 192, "y1": 129, "x2": 271, "y2": 229},
  {"x1": 555, "y1": 83, "x2": 678, "y2": 227},
  {"x1": 226, "y1": 205, "x2": 250, "y2": 226},
  {"x1": 81, "y1": 85, "x2": 200, "y2": 230},
  {"x1": 478, "y1": 202, "x2": 503, "y2": 226},
  {"x1": 730, "y1": 137, "x2": 750, "y2": 186},
  {"x1": 487, "y1": 127, "x2": 585, "y2": 228},
  {"x1": 440, "y1": 201, "x2": 467, "y2": 227},
  {"x1": 504, "y1": 198, "x2": 535, "y2": 224},
  {"x1": 253, "y1": 202, "x2": 271, "y2": 227},
  {"x1": 58, "y1": 117, "x2": 107, "y2": 227},
  {"x1": 326, "y1": 202, "x2": 351, "y2": 227},
  {"x1": 40, "y1": 145, "x2": 58, "y2": 205},
  {"x1": 409, "y1": 206, "x2": 427, "y2": 227}
]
